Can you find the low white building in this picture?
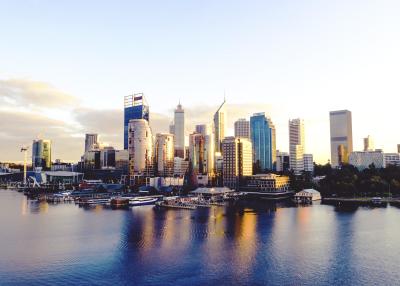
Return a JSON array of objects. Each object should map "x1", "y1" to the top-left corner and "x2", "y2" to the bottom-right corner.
[
  {"x1": 294, "y1": 189, "x2": 321, "y2": 203},
  {"x1": 384, "y1": 153, "x2": 400, "y2": 167},
  {"x1": 349, "y1": 151, "x2": 385, "y2": 170}
]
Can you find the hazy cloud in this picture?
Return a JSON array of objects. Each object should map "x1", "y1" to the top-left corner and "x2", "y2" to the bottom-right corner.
[{"x1": 0, "y1": 78, "x2": 78, "y2": 109}]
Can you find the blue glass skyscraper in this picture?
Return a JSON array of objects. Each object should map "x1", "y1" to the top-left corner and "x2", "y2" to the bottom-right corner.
[
  {"x1": 124, "y1": 94, "x2": 149, "y2": 150},
  {"x1": 250, "y1": 113, "x2": 273, "y2": 171}
]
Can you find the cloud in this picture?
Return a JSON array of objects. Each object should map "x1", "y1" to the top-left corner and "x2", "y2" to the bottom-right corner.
[
  {"x1": 0, "y1": 110, "x2": 82, "y2": 162},
  {"x1": 0, "y1": 78, "x2": 79, "y2": 109}
]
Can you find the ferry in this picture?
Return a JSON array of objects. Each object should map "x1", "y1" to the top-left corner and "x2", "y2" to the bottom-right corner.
[{"x1": 129, "y1": 197, "x2": 158, "y2": 206}]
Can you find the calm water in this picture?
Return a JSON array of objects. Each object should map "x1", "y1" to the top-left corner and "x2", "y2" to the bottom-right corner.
[{"x1": 1, "y1": 190, "x2": 400, "y2": 286}]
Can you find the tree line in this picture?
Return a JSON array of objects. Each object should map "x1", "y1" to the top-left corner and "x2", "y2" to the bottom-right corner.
[{"x1": 297, "y1": 164, "x2": 400, "y2": 197}]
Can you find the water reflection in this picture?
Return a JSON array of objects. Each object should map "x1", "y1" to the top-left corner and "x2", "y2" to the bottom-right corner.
[{"x1": 2, "y1": 190, "x2": 400, "y2": 285}]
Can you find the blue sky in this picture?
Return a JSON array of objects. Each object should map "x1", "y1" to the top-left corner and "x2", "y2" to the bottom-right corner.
[{"x1": 1, "y1": 0, "x2": 400, "y2": 162}]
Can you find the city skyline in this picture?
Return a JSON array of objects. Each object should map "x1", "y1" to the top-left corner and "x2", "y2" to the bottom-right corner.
[{"x1": 1, "y1": 1, "x2": 400, "y2": 163}]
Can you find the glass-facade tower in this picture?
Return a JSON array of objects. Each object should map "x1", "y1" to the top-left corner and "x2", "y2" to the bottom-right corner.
[
  {"x1": 250, "y1": 113, "x2": 273, "y2": 171},
  {"x1": 124, "y1": 94, "x2": 149, "y2": 150}
]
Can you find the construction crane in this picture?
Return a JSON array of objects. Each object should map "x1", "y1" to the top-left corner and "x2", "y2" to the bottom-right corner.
[{"x1": 20, "y1": 146, "x2": 28, "y2": 186}]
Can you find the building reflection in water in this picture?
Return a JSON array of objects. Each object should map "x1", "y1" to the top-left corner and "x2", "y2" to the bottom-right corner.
[{"x1": 231, "y1": 209, "x2": 258, "y2": 280}]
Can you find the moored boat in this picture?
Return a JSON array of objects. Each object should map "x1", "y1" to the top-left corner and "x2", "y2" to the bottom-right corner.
[
  {"x1": 129, "y1": 197, "x2": 158, "y2": 206},
  {"x1": 110, "y1": 197, "x2": 129, "y2": 207}
]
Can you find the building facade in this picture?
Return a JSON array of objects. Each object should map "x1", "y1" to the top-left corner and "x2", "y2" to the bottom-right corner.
[
  {"x1": 222, "y1": 137, "x2": 253, "y2": 189},
  {"x1": 173, "y1": 102, "x2": 185, "y2": 158},
  {"x1": 128, "y1": 119, "x2": 154, "y2": 177},
  {"x1": 276, "y1": 151, "x2": 290, "y2": 172},
  {"x1": 155, "y1": 133, "x2": 175, "y2": 177},
  {"x1": 173, "y1": 157, "x2": 189, "y2": 177},
  {"x1": 384, "y1": 153, "x2": 400, "y2": 167},
  {"x1": 243, "y1": 174, "x2": 290, "y2": 192},
  {"x1": 330, "y1": 110, "x2": 353, "y2": 167},
  {"x1": 188, "y1": 133, "x2": 205, "y2": 175},
  {"x1": 32, "y1": 139, "x2": 52, "y2": 169},
  {"x1": 234, "y1": 118, "x2": 250, "y2": 139},
  {"x1": 85, "y1": 134, "x2": 98, "y2": 153},
  {"x1": 124, "y1": 94, "x2": 149, "y2": 150},
  {"x1": 213, "y1": 99, "x2": 227, "y2": 154},
  {"x1": 349, "y1": 151, "x2": 385, "y2": 170},
  {"x1": 303, "y1": 154, "x2": 314, "y2": 173},
  {"x1": 250, "y1": 113, "x2": 275, "y2": 171},
  {"x1": 289, "y1": 118, "x2": 305, "y2": 175},
  {"x1": 363, "y1": 135, "x2": 374, "y2": 151},
  {"x1": 195, "y1": 124, "x2": 214, "y2": 176}
]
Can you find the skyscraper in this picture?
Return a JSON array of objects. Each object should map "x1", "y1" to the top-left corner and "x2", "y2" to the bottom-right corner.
[
  {"x1": 195, "y1": 124, "x2": 212, "y2": 136},
  {"x1": 124, "y1": 94, "x2": 149, "y2": 150},
  {"x1": 234, "y1": 118, "x2": 250, "y2": 139},
  {"x1": 398, "y1": 144, "x2": 400, "y2": 154},
  {"x1": 363, "y1": 135, "x2": 374, "y2": 151},
  {"x1": 250, "y1": 113, "x2": 275, "y2": 171},
  {"x1": 128, "y1": 119, "x2": 153, "y2": 177},
  {"x1": 222, "y1": 137, "x2": 253, "y2": 190},
  {"x1": 172, "y1": 102, "x2": 185, "y2": 158},
  {"x1": 32, "y1": 139, "x2": 52, "y2": 169},
  {"x1": 85, "y1": 133, "x2": 98, "y2": 152},
  {"x1": 267, "y1": 118, "x2": 277, "y2": 169},
  {"x1": 330, "y1": 110, "x2": 353, "y2": 167},
  {"x1": 188, "y1": 133, "x2": 205, "y2": 175},
  {"x1": 213, "y1": 98, "x2": 227, "y2": 153},
  {"x1": 155, "y1": 133, "x2": 174, "y2": 177},
  {"x1": 195, "y1": 124, "x2": 214, "y2": 176},
  {"x1": 289, "y1": 118, "x2": 305, "y2": 175}
]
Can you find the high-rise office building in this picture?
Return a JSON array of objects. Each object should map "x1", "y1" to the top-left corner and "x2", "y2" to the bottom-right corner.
[
  {"x1": 213, "y1": 98, "x2": 227, "y2": 153},
  {"x1": 267, "y1": 118, "x2": 277, "y2": 169},
  {"x1": 128, "y1": 119, "x2": 153, "y2": 177},
  {"x1": 222, "y1": 137, "x2": 253, "y2": 190},
  {"x1": 32, "y1": 139, "x2": 52, "y2": 169},
  {"x1": 330, "y1": 110, "x2": 353, "y2": 167},
  {"x1": 363, "y1": 135, "x2": 374, "y2": 151},
  {"x1": 250, "y1": 113, "x2": 275, "y2": 171},
  {"x1": 124, "y1": 94, "x2": 149, "y2": 150},
  {"x1": 155, "y1": 133, "x2": 174, "y2": 177},
  {"x1": 172, "y1": 102, "x2": 185, "y2": 158},
  {"x1": 85, "y1": 133, "x2": 98, "y2": 153},
  {"x1": 234, "y1": 119, "x2": 250, "y2": 139},
  {"x1": 195, "y1": 124, "x2": 214, "y2": 176},
  {"x1": 188, "y1": 133, "x2": 205, "y2": 175},
  {"x1": 195, "y1": 124, "x2": 212, "y2": 136},
  {"x1": 276, "y1": 151, "x2": 290, "y2": 172},
  {"x1": 289, "y1": 118, "x2": 305, "y2": 175}
]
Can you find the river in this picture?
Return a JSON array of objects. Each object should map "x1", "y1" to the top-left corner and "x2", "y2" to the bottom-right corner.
[{"x1": 0, "y1": 189, "x2": 399, "y2": 285}]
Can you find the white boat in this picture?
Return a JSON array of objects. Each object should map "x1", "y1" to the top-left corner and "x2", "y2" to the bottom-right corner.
[
  {"x1": 371, "y1": 197, "x2": 383, "y2": 204},
  {"x1": 82, "y1": 198, "x2": 111, "y2": 205},
  {"x1": 129, "y1": 197, "x2": 158, "y2": 206}
]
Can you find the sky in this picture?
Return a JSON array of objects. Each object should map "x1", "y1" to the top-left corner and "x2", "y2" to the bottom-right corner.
[{"x1": 1, "y1": 0, "x2": 400, "y2": 164}]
